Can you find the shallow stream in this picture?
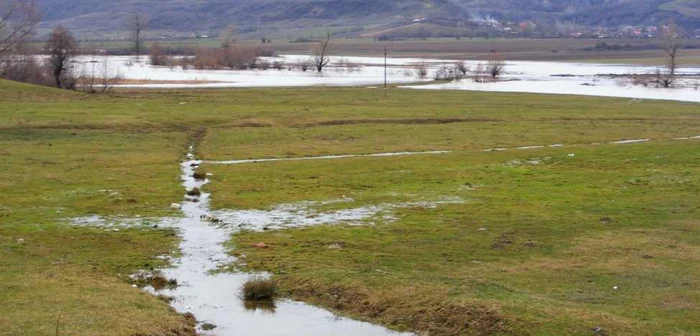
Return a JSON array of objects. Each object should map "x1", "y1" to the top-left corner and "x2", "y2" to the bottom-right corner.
[{"x1": 143, "y1": 156, "x2": 414, "y2": 335}]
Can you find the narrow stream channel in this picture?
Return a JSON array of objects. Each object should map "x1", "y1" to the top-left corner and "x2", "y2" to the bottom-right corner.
[{"x1": 146, "y1": 154, "x2": 412, "y2": 336}]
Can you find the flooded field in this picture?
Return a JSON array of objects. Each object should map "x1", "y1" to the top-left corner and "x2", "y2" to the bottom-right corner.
[
  {"x1": 146, "y1": 156, "x2": 416, "y2": 335},
  {"x1": 71, "y1": 149, "x2": 466, "y2": 335},
  {"x1": 75, "y1": 55, "x2": 700, "y2": 103},
  {"x1": 67, "y1": 134, "x2": 700, "y2": 335}
]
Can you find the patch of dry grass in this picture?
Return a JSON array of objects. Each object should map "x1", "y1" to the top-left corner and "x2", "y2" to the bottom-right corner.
[{"x1": 241, "y1": 277, "x2": 277, "y2": 301}]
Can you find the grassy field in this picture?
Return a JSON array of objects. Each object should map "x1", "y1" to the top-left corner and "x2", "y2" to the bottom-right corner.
[{"x1": 1, "y1": 79, "x2": 699, "y2": 335}]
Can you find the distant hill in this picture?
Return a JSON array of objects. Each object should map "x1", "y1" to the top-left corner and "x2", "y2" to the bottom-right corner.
[{"x1": 36, "y1": 0, "x2": 700, "y2": 38}]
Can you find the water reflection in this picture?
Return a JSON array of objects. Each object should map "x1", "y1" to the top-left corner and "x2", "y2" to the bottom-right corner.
[{"x1": 244, "y1": 299, "x2": 277, "y2": 314}]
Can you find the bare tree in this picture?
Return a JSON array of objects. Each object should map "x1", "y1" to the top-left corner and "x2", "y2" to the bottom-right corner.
[
  {"x1": 657, "y1": 23, "x2": 683, "y2": 87},
  {"x1": 0, "y1": 0, "x2": 39, "y2": 55},
  {"x1": 454, "y1": 61, "x2": 469, "y2": 79},
  {"x1": 487, "y1": 53, "x2": 505, "y2": 79},
  {"x1": 311, "y1": 31, "x2": 331, "y2": 72},
  {"x1": 219, "y1": 24, "x2": 237, "y2": 49},
  {"x1": 473, "y1": 63, "x2": 487, "y2": 83},
  {"x1": 0, "y1": 39, "x2": 49, "y2": 85},
  {"x1": 79, "y1": 53, "x2": 121, "y2": 93},
  {"x1": 45, "y1": 25, "x2": 77, "y2": 89},
  {"x1": 414, "y1": 62, "x2": 428, "y2": 79},
  {"x1": 127, "y1": 12, "x2": 148, "y2": 59}
]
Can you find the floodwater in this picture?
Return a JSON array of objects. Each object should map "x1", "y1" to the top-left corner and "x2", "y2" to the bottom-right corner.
[
  {"x1": 74, "y1": 55, "x2": 700, "y2": 102},
  {"x1": 404, "y1": 62, "x2": 700, "y2": 103},
  {"x1": 141, "y1": 156, "x2": 416, "y2": 335}
]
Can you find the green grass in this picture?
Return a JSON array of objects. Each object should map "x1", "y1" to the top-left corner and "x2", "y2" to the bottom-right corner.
[
  {"x1": 227, "y1": 142, "x2": 700, "y2": 335},
  {"x1": 0, "y1": 81, "x2": 193, "y2": 335},
  {"x1": 1, "y1": 78, "x2": 699, "y2": 335}
]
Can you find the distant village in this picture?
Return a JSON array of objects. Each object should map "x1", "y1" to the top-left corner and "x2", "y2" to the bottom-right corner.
[{"x1": 127, "y1": 15, "x2": 700, "y2": 42}]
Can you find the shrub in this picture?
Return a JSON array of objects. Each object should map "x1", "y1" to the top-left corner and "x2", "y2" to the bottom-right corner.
[
  {"x1": 0, "y1": 56, "x2": 52, "y2": 86},
  {"x1": 192, "y1": 45, "x2": 268, "y2": 70},
  {"x1": 241, "y1": 277, "x2": 276, "y2": 301},
  {"x1": 149, "y1": 44, "x2": 171, "y2": 66},
  {"x1": 415, "y1": 62, "x2": 428, "y2": 79},
  {"x1": 455, "y1": 61, "x2": 469, "y2": 76}
]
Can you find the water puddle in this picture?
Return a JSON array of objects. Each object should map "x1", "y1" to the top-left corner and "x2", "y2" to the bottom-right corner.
[
  {"x1": 610, "y1": 139, "x2": 650, "y2": 144},
  {"x1": 208, "y1": 150, "x2": 450, "y2": 165}
]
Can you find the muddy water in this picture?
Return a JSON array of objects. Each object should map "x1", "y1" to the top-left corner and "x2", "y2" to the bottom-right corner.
[{"x1": 147, "y1": 158, "x2": 413, "y2": 336}]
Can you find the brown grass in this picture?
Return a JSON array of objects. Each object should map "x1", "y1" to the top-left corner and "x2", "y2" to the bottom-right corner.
[
  {"x1": 241, "y1": 277, "x2": 277, "y2": 301},
  {"x1": 282, "y1": 278, "x2": 509, "y2": 336}
]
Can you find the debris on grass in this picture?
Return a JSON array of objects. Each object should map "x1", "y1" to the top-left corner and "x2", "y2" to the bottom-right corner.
[
  {"x1": 491, "y1": 233, "x2": 514, "y2": 249},
  {"x1": 241, "y1": 276, "x2": 276, "y2": 301},
  {"x1": 170, "y1": 203, "x2": 182, "y2": 210},
  {"x1": 253, "y1": 242, "x2": 268, "y2": 248},
  {"x1": 132, "y1": 272, "x2": 178, "y2": 291},
  {"x1": 522, "y1": 240, "x2": 538, "y2": 248},
  {"x1": 327, "y1": 242, "x2": 345, "y2": 249},
  {"x1": 592, "y1": 326, "x2": 608, "y2": 336}
]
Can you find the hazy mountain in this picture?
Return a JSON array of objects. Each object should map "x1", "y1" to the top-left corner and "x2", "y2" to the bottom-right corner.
[{"x1": 36, "y1": 0, "x2": 700, "y2": 37}]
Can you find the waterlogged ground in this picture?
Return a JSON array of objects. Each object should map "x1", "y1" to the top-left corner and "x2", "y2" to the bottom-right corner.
[
  {"x1": 2, "y1": 80, "x2": 699, "y2": 335},
  {"x1": 75, "y1": 55, "x2": 700, "y2": 102},
  {"x1": 74, "y1": 152, "x2": 456, "y2": 335}
]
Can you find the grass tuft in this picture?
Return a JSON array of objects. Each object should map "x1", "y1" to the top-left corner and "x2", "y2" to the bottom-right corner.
[
  {"x1": 201, "y1": 323, "x2": 217, "y2": 331},
  {"x1": 241, "y1": 277, "x2": 276, "y2": 301},
  {"x1": 192, "y1": 169, "x2": 207, "y2": 180}
]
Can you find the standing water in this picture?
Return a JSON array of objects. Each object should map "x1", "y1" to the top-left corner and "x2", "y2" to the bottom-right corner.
[{"x1": 145, "y1": 154, "x2": 412, "y2": 336}]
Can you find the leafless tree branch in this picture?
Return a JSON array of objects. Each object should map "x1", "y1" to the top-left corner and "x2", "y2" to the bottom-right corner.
[
  {"x1": 45, "y1": 25, "x2": 78, "y2": 88},
  {"x1": 657, "y1": 23, "x2": 683, "y2": 87},
  {"x1": 127, "y1": 12, "x2": 148, "y2": 58},
  {"x1": 0, "y1": 0, "x2": 39, "y2": 55},
  {"x1": 311, "y1": 31, "x2": 331, "y2": 72}
]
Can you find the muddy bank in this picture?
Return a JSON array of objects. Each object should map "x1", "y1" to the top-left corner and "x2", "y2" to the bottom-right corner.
[{"x1": 262, "y1": 277, "x2": 510, "y2": 336}]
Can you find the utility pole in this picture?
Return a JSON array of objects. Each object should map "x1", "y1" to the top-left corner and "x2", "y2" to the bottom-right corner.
[{"x1": 384, "y1": 45, "x2": 387, "y2": 88}]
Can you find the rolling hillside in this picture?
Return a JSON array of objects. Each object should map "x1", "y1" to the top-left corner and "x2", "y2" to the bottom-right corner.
[{"x1": 36, "y1": 0, "x2": 700, "y2": 37}]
